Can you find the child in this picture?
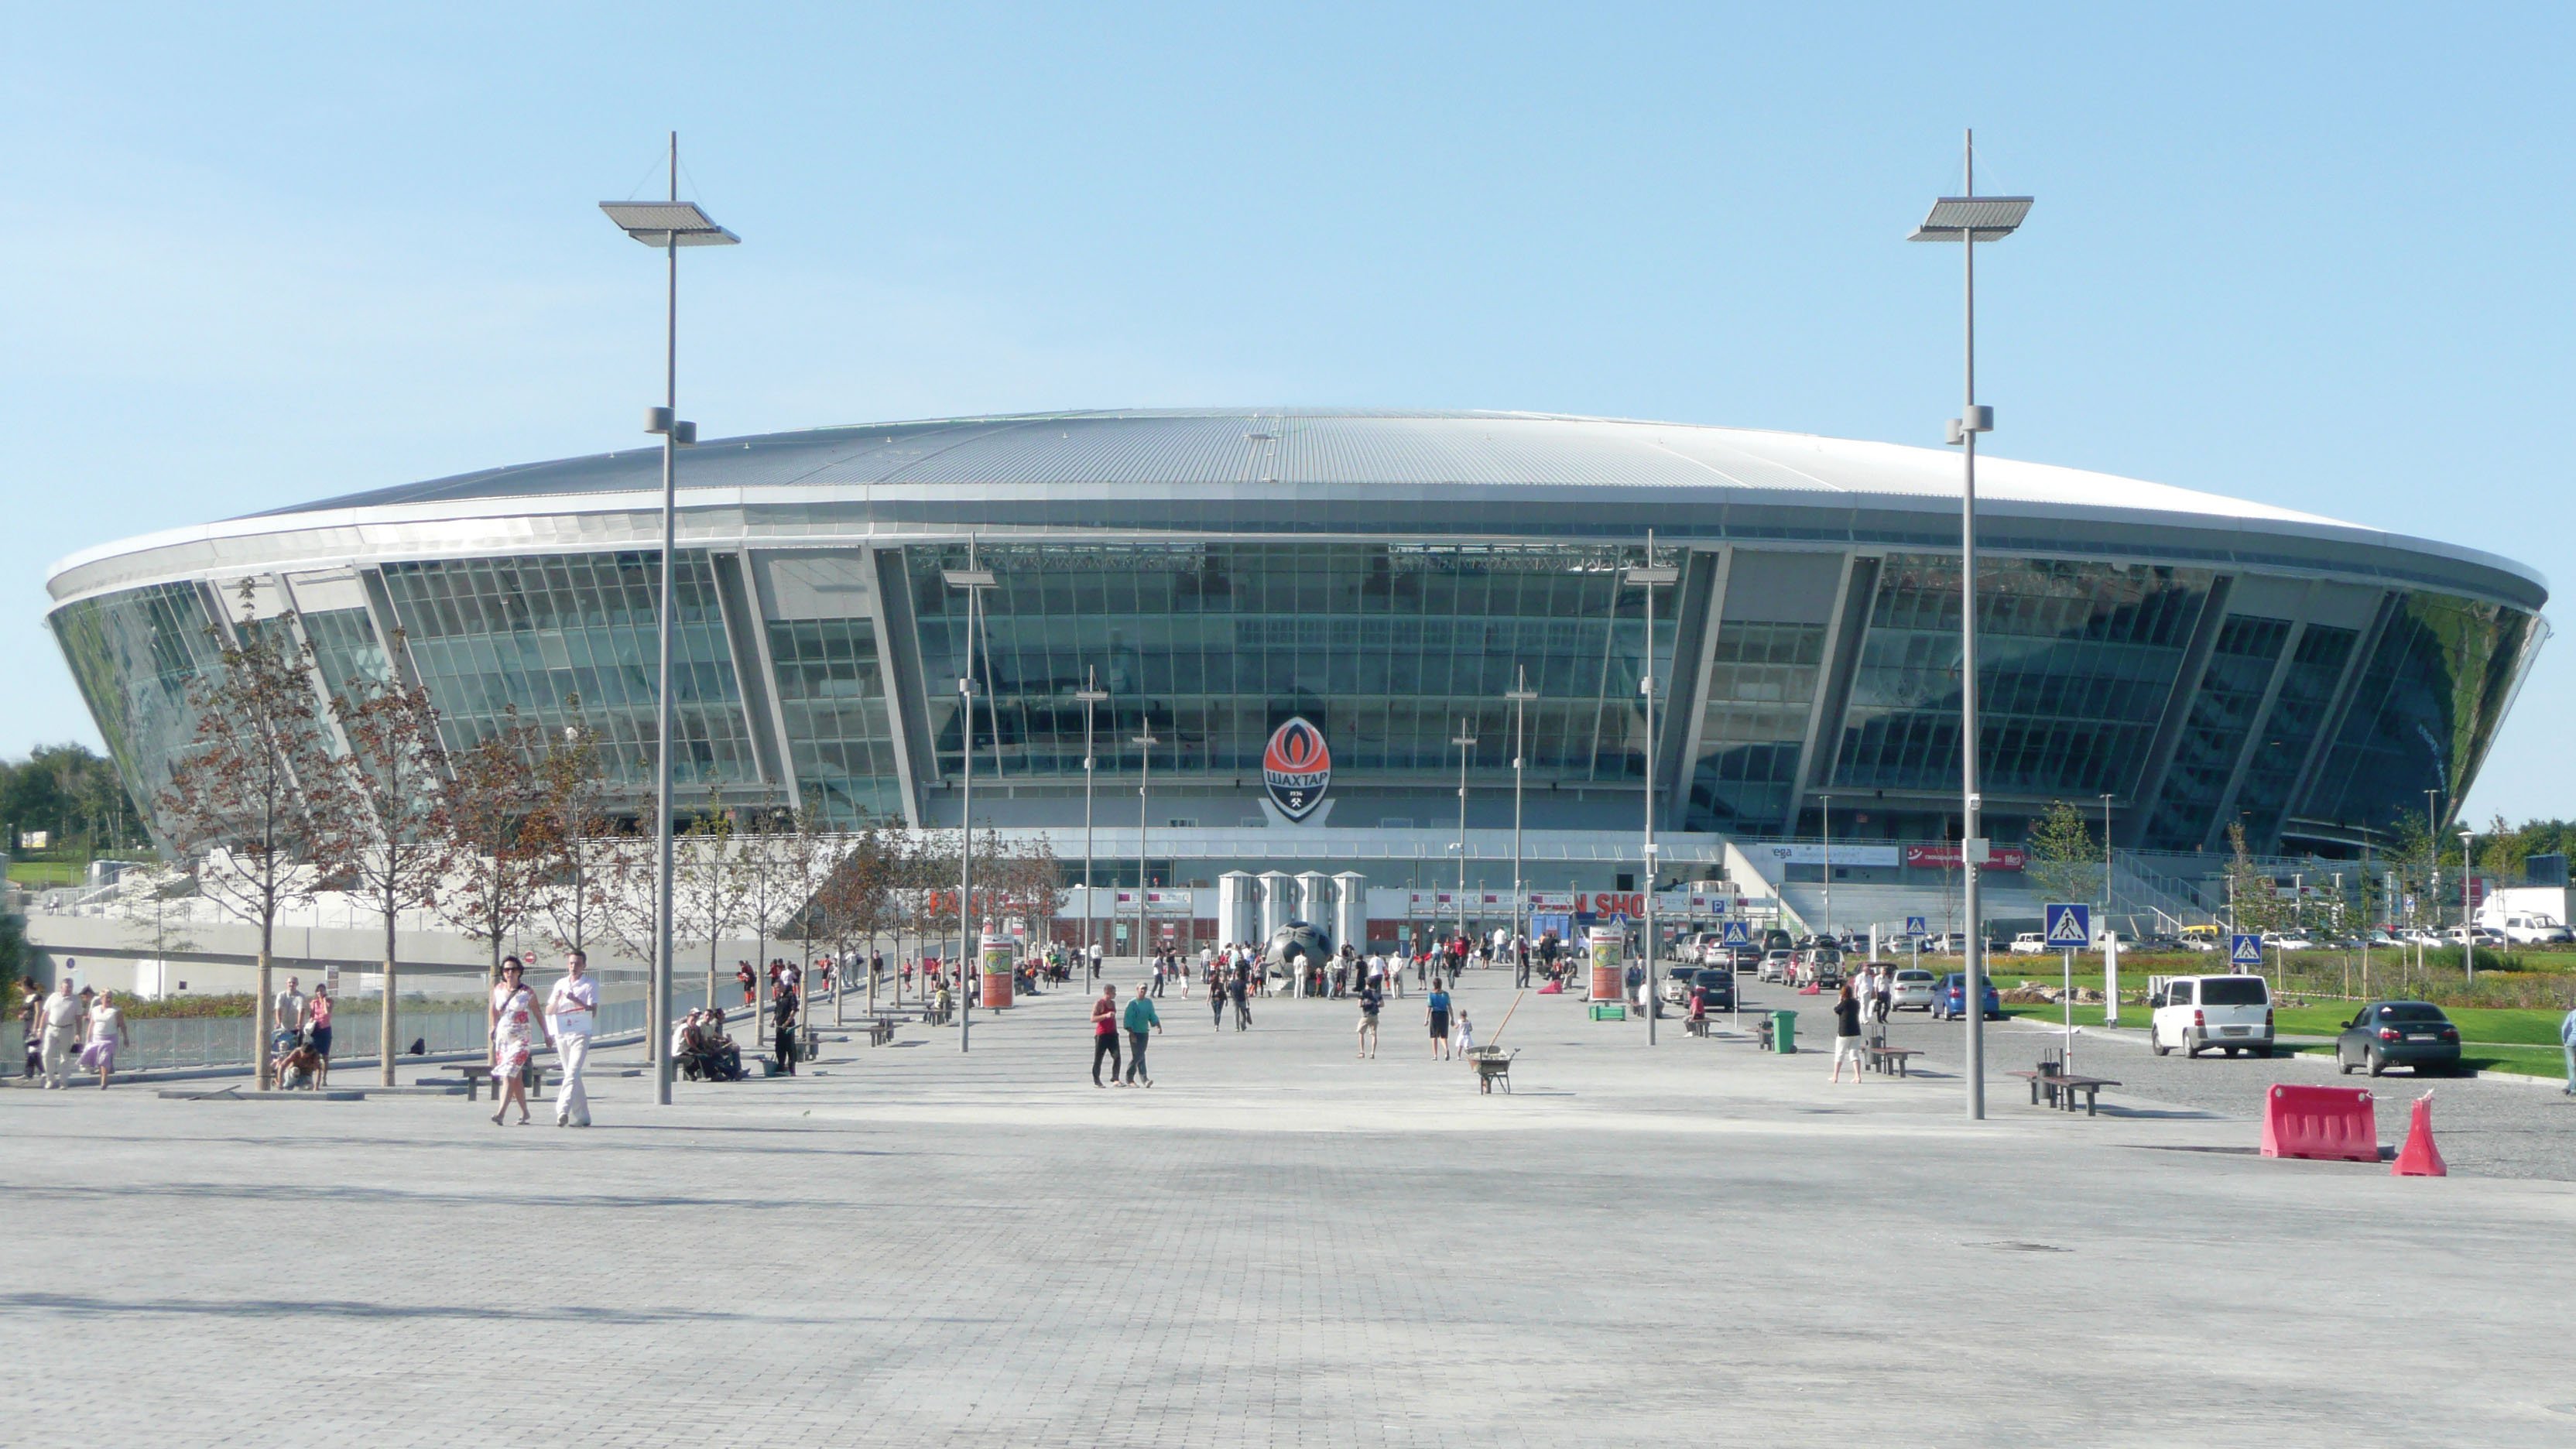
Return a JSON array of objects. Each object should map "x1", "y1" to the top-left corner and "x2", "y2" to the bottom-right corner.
[{"x1": 1454, "y1": 1007, "x2": 1475, "y2": 1058}]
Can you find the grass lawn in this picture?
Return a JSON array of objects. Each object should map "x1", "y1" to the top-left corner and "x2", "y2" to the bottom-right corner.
[
  {"x1": 7, "y1": 858, "x2": 86, "y2": 887},
  {"x1": 2273, "y1": 1003, "x2": 2573, "y2": 1046},
  {"x1": 2290, "y1": 1040, "x2": 2567, "y2": 1081}
]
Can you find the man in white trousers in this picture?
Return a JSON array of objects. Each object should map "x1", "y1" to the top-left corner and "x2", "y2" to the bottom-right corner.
[{"x1": 546, "y1": 950, "x2": 599, "y2": 1127}]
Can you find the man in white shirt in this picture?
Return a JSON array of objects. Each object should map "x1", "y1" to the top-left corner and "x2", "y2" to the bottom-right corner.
[
  {"x1": 546, "y1": 951, "x2": 600, "y2": 1127},
  {"x1": 39, "y1": 978, "x2": 84, "y2": 1089}
]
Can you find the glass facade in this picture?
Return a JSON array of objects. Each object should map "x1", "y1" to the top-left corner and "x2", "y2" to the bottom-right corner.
[
  {"x1": 905, "y1": 543, "x2": 1675, "y2": 786},
  {"x1": 1832, "y1": 557, "x2": 2212, "y2": 797},
  {"x1": 2310, "y1": 595, "x2": 2539, "y2": 837},
  {"x1": 51, "y1": 543, "x2": 2542, "y2": 857},
  {"x1": 2140, "y1": 614, "x2": 2289, "y2": 849},
  {"x1": 50, "y1": 582, "x2": 223, "y2": 821},
  {"x1": 2232, "y1": 622, "x2": 2355, "y2": 846},
  {"x1": 377, "y1": 552, "x2": 757, "y2": 789},
  {"x1": 300, "y1": 606, "x2": 392, "y2": 718},
  {"x1": 766, "y1": 616, "x2": 904, "y2": 825},
  {"x1": 1684, "y1": 620, "x2": 1825, "y2": 831}
]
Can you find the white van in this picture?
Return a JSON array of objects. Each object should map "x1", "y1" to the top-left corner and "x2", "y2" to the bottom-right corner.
[
  {"x1": 2498, "y1": 914, "x2": 2573, "y2": 945},
  {"x1": 2008, "y1": 932, "x2": 2050, "y2": 955},
  {"x1": 2147, "y1": 974, "x2": 2274, "y2": 1058}
]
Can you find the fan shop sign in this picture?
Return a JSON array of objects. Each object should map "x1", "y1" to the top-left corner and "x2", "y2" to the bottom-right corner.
[{"x1": 1903, "y1": 844, "x2": 2027, "y2": 872}]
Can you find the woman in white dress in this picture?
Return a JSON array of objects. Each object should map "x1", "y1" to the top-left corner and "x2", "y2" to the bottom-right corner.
[
  {"x1": 80, "y1": 989, "x2": 130, "y2": 1088},
  {"x1": 487, "y1": 957, "x2": 552, "y2": 1126}
]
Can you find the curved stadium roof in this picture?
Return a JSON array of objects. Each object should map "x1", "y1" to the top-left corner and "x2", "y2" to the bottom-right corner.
[{"x1": 46, "y1": 409, "x2": 2547, "y2": 611}]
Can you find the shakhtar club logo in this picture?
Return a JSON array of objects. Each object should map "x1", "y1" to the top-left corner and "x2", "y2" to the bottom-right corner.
[{"x1": 1261, "y1": 717, "x2": 1332, "y2": 822}]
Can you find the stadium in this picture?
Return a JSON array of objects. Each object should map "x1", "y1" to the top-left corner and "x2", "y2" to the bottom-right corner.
[{"x1": 43, "y1": 408, "x2": 2549, "y2": 944}]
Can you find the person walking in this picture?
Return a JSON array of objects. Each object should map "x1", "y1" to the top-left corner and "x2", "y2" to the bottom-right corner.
[
  {"x1": 546, "y1": 950, "x2": 598, "y2": 1126},
  {"x1": 1122, "y1": 982, "x2": 1163, "y2": 1086},
  {"x1": 488, "y1": 958, "x2": 551, "y2": 1125},
  {"x1": 1356, "y1": 979, "x2": 1382, "y2": 1058},
  {"x1": 1091, "y1": 983, "x2": 1124, "y2": 1087},
  {"x1": 80, "y1": 988, "x2": 130, "y2": 1088},
  {"x1": 2560, "y1": 1002, "x2": 2576, "y2": 1098},
  {"x1": 1209, "y1": 964, "x2": 1228, "y2": 1029},
  {"x1": 1828, "y1": 981, "x2": 1865, "y2": 1084},
  {"x1": 772, "y1": 985, "x2": 800, "y2": 1076},
  {"x1": 1426, "y1": 981, "x2": 1453, "y2": 1060},
  {"x1": 303, "y1": 982, "x2": 334, "y2": 1088},
  {"x1": 37, "y1": 977, "x2": 82, "y2": 1089},
  {"x1": 272, "y1": 975, "x2": 307, "y2": 1084},
  {"x1": 1453, "y1": 1004, "x2": 1475, "y2": 1058},
  {"x1": 1229, "y1": 964, "x2": 1252, "y2": 1031},
  {"x1": 21, "y1": 982, "x2": 44, "y2": 1079}
]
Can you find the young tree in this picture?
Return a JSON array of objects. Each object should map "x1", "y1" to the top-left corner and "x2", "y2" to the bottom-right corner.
[
  {"x1": 673, "y1": 790, "x2": 746, "y2": 1012},
  {"x1": 814, "y1": 820, "x2": 896, "y2": 1014},
  {"x1": 329, "y1": 660, "x2": 450, "y2": 1086},
  {"x1": 2221, "y1": 822, "x2": 2291, "y2": 937},
  {"x1": 530, "y1": 718, "x2": 618, "y2": 960},
  {"x1": 159, "y1": 588, "x2": 342, "y2": 1088},
  {"x1": 2024, "y1": 800, "x2": 2100, "y2": 915},
  {"x1": 437, "y1": 713, "x2": 547, "y2": 986}
]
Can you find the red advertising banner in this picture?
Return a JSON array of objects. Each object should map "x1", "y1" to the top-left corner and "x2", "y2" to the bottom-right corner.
[{"x1": 1903, "y1": 844, "x2": 2027, "y2": 872}]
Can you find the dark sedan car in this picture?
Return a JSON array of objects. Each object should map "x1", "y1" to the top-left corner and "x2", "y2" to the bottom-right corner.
[
  {"x1": 1686, "y1": 969, "x2": 1736, "y2": 1012},
  {"x1": 2336, "y1": 1002, "x2": 2463, "y2": 1077}
]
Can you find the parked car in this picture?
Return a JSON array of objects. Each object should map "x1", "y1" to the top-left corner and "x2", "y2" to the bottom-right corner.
[
  {"x1": 2007, "y1": 931, "x2": 2050, "y2": 955},
  {"x1": 2398, "y1": 928, "x2": 2444, "y2": 947},
  {"x1": 1800, "y1": 947, "x2": 1845, "y2": 987},
  {"x1": 1729, "y1": 946, "x2": 1762, "y2": 974},
  {"x1": 2496, "y1": 914, "x2": 2573, "y2": 946},
  {"x1": 1931, "y1": 973, "x2": 2002, "y2": 1021},
  {"x1": 2148, "y1": 974, "x2": 2274, "y2": 1058},
  {"x1": 2268, "y1": 933, "x2": 2318, "y2": 952},
  {"x1": 2334, "y1": 1001, "x2": 2463, "y2": 1077},
  {"x1": 1684, "y1": 968, "x2": 1736, "y2": 1012},
  {"x1": 2444, "y1": 926, "x2": 2507, "y2": 949},
  {"x1": 1758, "y1": 949, "x2": 1795, "y2": 982},
  {"x1": 1761, "y1": 928, "x2": 1795, "y2": 954},
  {"x1": 1889, "y1": 968, "x2": 1937, "y2": 1012}
]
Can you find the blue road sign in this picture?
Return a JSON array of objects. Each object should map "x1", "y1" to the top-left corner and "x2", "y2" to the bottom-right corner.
[
  {"x1": 1720, "y1": 920, "x2": 1752, "y2": 946},
  {"x1": 2230, "y1": 933, "x2": 2265, "y2": 967},
  {"x1": 1904, "y1": 915, "x2": 1928, "y2": 937},
  {"x1": 2045, "y1": 903, "x2": 2091, "y2": 947}
]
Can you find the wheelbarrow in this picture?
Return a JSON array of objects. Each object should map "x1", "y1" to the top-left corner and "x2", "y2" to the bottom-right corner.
[{"x1": 1466, "y1": 1046, "x2": 1518, "y2": 1094}]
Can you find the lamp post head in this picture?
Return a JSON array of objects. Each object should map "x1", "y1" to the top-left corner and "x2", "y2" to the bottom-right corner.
[
  {"x1": 1908, "y1": 196, "x2": 2033, "y2": 242},
  {"x1": 599, "y1": 200, "x2": 740, "y2": 247}
]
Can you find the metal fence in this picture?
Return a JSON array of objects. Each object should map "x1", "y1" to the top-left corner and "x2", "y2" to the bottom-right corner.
[{"x1": 122, "y1": 995, "x2": 653, "y2": 1070}]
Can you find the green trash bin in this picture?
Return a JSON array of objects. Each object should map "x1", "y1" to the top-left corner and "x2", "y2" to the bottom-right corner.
[{"x1": 1770, "y1": 1009, "x2": 1797, "y2": 1053}]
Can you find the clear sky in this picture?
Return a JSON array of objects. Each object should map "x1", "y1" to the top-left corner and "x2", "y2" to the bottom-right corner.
[{"x1": 6, "y1": 3, "x2": 2569, "y2": 821}]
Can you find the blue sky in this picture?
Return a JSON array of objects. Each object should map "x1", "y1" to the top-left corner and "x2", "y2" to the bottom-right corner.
[{"x1": 6, "y1": 3, "x2": 2570, "y2": 820}]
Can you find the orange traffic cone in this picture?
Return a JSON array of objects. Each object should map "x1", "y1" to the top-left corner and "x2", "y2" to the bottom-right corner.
[{"x1": 2392, "y1": 1091, "x2": 2448, "y2": 1177}]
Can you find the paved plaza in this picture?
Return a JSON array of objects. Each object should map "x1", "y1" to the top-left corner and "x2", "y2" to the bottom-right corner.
[{"x1": 6, "y1": 968, "x2": 2576, "y2": 1447}]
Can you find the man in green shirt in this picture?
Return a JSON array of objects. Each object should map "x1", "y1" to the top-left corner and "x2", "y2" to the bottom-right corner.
[{"x1": 1122, "y1": 986, "x2": 1163, "y2": 1087}]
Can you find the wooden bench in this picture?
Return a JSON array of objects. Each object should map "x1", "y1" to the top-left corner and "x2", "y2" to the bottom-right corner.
[
  {"x1": 1863, "y1": 1044, "x2": 1922, "y2": 1077},
  {"x1": 866, "y1": 1017, "x2": 897, "y2": 1046},
  {"x1": 2008, "y1": 1068, "x2": 2120, "y2": 1116},
  {"x1": 444, "y1": 1063, "x2": 547, "y2": 1101}
]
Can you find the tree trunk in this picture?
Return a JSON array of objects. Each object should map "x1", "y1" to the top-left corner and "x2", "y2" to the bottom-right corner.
[
  {"x1": 381, "y1": 903, "x2": 399, "y2": 1088},
  {"x1": 255, "y1": 942, "x2": 274, "y2": 1090}
]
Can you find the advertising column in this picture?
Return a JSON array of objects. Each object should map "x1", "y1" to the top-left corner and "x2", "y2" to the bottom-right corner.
[
  {"x1": 979, "y1": 930, "x2": 1014, "y2": 1009},
  {"x1": 1588, "y1": 925, "x2": 1625, "y2": 1002}
]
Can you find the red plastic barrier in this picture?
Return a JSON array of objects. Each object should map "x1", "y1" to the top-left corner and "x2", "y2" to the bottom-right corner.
[
  {"x1": 2260, "y1": 1084, "x2": 2379, "y2": 1163},
  {"x1": 2392, "y1": 1091, "x2": 2448, "y2": 1177}
]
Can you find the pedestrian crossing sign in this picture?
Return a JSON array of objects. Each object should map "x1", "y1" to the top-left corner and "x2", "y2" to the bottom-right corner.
[
  {"x1": 1721, "y1": 920, "x2": 1752, "y2": 946},
  {"x1": 2230, "y1": 933, "x2": 2265, "y2": 967},
  {"x1": 2044, "y1": 903, "x2": 2091, "y2": 947},
  {"x1": 1904, "y1": 915, "x2": 1927, "y2": 937}
]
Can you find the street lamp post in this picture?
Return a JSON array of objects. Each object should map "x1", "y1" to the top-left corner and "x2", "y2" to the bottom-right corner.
[
  {"x1": 1910, "y1": 129, "x2": 2033, "y2": 1122},
  {"x1": 599, "y1": 134, "x2": 738, "y2": 1106},
  {"x1": 1453, "y1": 718, "x2": 1478, "y2": 948},
  {"x1": 1077, "y1": 670, "x2": 1108, "y2": 968},
  {"x1": 1624, "y1": 533, "x2": 1679, "y2": 1045},
  {"x1": 1507, "y1": 668, "x2": 1538, "y2": 952},
  {"x1": 1819, "y1": 794, "x2": 1833, "y2": 943},
  {"x1": 1134, "y1": 726, "x2": 1161, "y2": 964},
  {"x1": 2460, "y1": 827, "x2": 2477, "y2": 983},
  {"x1": 942, "y1": 542, "x2": 998, "y2": 1053}
]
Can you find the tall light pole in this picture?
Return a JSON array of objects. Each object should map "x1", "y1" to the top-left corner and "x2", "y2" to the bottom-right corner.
[
  {"x1": 600, "y1": 134, "x2": 738, "y2": 1106},
  {"x1": 1911, "y1": 130, "x2": 2032, "y2": 1121},
  {"x1": 1819, "y1": 793, "x2": 1834, "y2": 943},
  {"x1": 1625, "y1": 532, "x2": 1678, "y2": 1045},
  {"x1": 2459, "y1": 827, "x2": 2477, "y2": 983},
  {"x1": 1508, "y1": 667, "x2": 1538, "y2": 951},
  {"x1": 2098, "y1": 792, "x2": 2115, "y2": 923},
  {"x1": 1077, "y1": 669, "x2": 1108, "y2": 970},
  {"x1": 942, "y1": 541, "x2": 997, "y2": 1053},
  {"x1": 1134, "y1": 724, "x2": 1160, "y2": 963},
  {"x1": 1453, "y1": 718, "x2": 1478, "y2": 947}
]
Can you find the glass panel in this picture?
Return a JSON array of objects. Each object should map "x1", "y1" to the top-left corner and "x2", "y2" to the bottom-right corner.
[
  {"x1": 766, "y1": 615, "x2": 904, "y2": 826},
  {"x1": 49, "y1": 583, "x2": 223, "y2": 831},
  {"x1": 905, "y1": 543, "x2": 1672, "y2": 785},
  {"x1": 2312, "y1": 594, "x2": 2540, "y2": 839},
  {"x1": 378, "y1": 551, "x2": 758, "y2": 791}
]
